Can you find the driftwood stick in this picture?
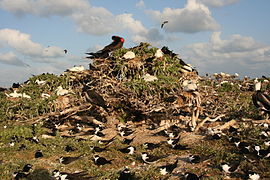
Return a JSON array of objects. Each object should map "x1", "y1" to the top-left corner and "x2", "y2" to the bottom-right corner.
[
  {"x1": 212, "y1": 119, "x2": 237, "y2": 131},
  {"x1": 194, "y1": 114, "x2": 225, "y2": 132}
]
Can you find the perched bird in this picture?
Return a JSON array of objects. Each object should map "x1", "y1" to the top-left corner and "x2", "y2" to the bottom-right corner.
[
  {"x1": 122, "y1": 137, "x2": 135, "y2": 145},
  {"x1": 98, "y1": 136, "x2": 116, "y2": 145},
  {"x1": 143, "y1": 142, "x2": 160, "y2": 150},
  {"x1": 90, "y1": 146, "x2": 108, "y2": 153},
  {"x1": 161, "y1": 46, "x2": 197, "y2": 74},
  {"x1": 86, "y1": 36, "x2": 125, "y2": 59},
  {"x1": 221, "y1": 161, "x2": 240, "y2": 174},
  {"x1": 254, "y1": 145, "x2": 270, "y2": 157},
  {"x1": 158, "y1": 159, "x2": 178, "y2": 175},
  {"x1": 83, "y1": 87, "x2": 107, "y2": 109},
  {"x1": 119, "y1": 130, "x2": 134, "y2": 137},
  {"x1": 52, "y1": 169, "x2": 92, "y2": 180},
  {"x1": 118, "y1": 167, "x2": 135, "y2": 180},
  {"x1": 59, "y1": 156, "x2": 82, "y2": 164},
  {"x1": 167, "y1": 136, "x2": 181, "y2": 146},
  {"x1": 34, "y1": 150, "x2": 43, "y2": 158},
  {"x1": 141, "y1": 152, "x2": 166, "y2": 163},
  {"x1": 188, "y1": 155, "x2": 200, "y2": 164},
  {"x1": 171, "y1": 143, "x2": 189, "y2": 150},
  {"x1": 93, "y1": 155, "x2": 112, "y2": 166},
  {"x1": 252, "y1": 79, "x2": 270, "y2": 119},
  {"x1": 118, "y1": 146, "x2": 136, "y2": 155},
  {"x1": 22, "y1": 164, "x2": 32, "y2": 173},
  {"x1": 161, "y1": 21, "x2": 168, "y2": 28},
  {"x1": 13, "y1": 164, "x2": 32, "y2": 180}
]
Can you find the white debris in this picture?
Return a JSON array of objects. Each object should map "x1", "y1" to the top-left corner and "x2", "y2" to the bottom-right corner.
[
  {"x1": 6, "y1": 90, "x2": 31, "y2": 99},
  {"x1": 234, "y1": 73, "x2": 239, "y2": 77},
  {"x1": 182, "y1": 80, "x2": 197, "y2": 92},
  {"x1": 180, "y1": 64, "x2": 193, "y2": 73},
  {"x1": 155, "y1": 49, "x2": 163, "y2": 58},
  {"x1": 123, "y1": 51, "x2": 135, "y2": 59},
  {"x1": 41, "y1": 93, "x2": 51, "y2": 98},
  {"x1": 143, "y1": 74, "x2": 158, "y2": 82},
  {"x1": 35, "y1": 79, "x2": 46, "y2": 85},
  {"x1": 68, "y1": 65, "x2": 85, "y2": 72},
  {"x1": 56, "y1": 86, "x2": 69, "y2": 96}
]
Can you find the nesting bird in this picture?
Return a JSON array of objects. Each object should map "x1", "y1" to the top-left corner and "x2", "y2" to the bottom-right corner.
[
  {"x1": 86, "y1": 36, "x2": 124, "y2": 59},
  {"x1": 252, "y1": 79, "x2": 270, "y2": 119}
]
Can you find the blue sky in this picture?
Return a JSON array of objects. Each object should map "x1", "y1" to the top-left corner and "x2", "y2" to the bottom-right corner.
[{"x1": 0, "y1": 0, "x2": 270, "y2": 87}]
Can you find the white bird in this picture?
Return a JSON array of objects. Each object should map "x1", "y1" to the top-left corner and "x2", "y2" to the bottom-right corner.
[{"x1": 67, "y1": 65, "x2": 85, "y2": 72}]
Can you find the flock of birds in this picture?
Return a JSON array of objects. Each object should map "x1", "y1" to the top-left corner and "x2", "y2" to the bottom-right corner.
[
  {"x1": 10, "y1": 114, "x2": 270, "y2": 180},
  {"x1": 2, "y1": 34, "x2": 270, "y2": 180}
]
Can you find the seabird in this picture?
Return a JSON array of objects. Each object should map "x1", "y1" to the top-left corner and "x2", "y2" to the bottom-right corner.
[
  {"x1": 118, "y1": 146, "x2": 136, "y2": 155},
  {"x1": 184, "y1": 172, "x2": 201, "y2": 180},
  {"x1": 90, "y1": 146, "x2": 108, "y2": 153},
  {"x1": 141, "y1": 152, "x2": 166, "y2": 164},
  {"x1": 118, "y1": 167, "x2": 135, "y2": 180},
  {"x1": 252, "y1": 79, "x2": 270, "y2": 119},
  {"x1": 86, "y1": 36, "x2": 124, "y2": 59},
  {"x1": 188, "y1": 155, "x2": 201, "y2": 164},
  {"x1": 143, "y1": 142, "x2": 160, "y2": 150},
  {"x1": 158, "y1": 159, "x2": 178, "y2": 175},
  {"x1": 59, "y1": 156, "x2": 81, "y2": 164},
  {"x1": 161, "y1": 21, "x2": 168, "y2": 28},
  {"x1": 34, "y1": 150, "x2": 43, "y2": 158},
  {"x1": 93, "y1": 155, "x2": 112, "y2": 166}
]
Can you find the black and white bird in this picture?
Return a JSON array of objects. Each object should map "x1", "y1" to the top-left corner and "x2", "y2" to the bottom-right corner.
[
  {"x1": 59, "y1": 156, "x2": 81, "y2": 165},
  {"x1": 93, "y1": 155, "x2": 112, "y2": 166},
  {"x1": 118, "y1": 167, "x2": 135, "y2": 180},
  {"x1": 171, "y1": 143, "x2": 190, "y2": 150},
  {"x1": 143, "y1": 142, "x2": 160, "y2": 150},
  {"x1": 13, "y1": 164, "x2": 32, "y2": 180},
  {"x1": 118, "y1": 146, "x2": 136, "y2": 155},
  {"x1": 52, "y1": 169, "x2": 92, "y2": 180},
  {"x1": 158, "y1": 159, "x2": 178, "y2": 175},
  {"x1": 252, "y1": 79, "x2": 270, "y2": 119},
  {"x1": 234, "y1": 141, "x2": 251, "y2": 154},
  {"x1": 119, "y1": 129, "x2": 134, "y2": 137},
  {"x1": 98, "y1": 136, "x2": 116, "y2": 145},
  {"x1": 122, "y1": 137, "x2": 135, "y2": 145},
  {"x1": 34, "y1": 150, "x2": 43, "y2": 158},
  {"x1": 141, "y1": 152, "x2": 166, "y2": 164},
  {"x1": 167, "y1": 136, "x2": 181, "y2": 146},
  {"x1": 221, "y1": 161, "x2": 240, "y2": 174},
  {"x1": 188, "y1": 155, "x2": 201, "y2": 164},
  {"x1": 254, "y1": 145, "x2": 270, "y2": 158},
  {"x1": 90, "y1": 145, "x2": 108, "y2": 153}
]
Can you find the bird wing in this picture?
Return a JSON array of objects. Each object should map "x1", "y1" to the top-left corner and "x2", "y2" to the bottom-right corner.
[{"x1": 256, "y1": 92, "x2": 270, "y2": 111}]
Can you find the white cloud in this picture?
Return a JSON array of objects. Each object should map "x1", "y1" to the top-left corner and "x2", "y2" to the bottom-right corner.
[
  {"x1": 199, "y1": 0, "x2": 240, "y2": 7},
  {"x1": 0, "y1": 28, "x2": 64, "y2": 58},
  {"x1": 147, "y1": 0, "x2": 220, "y2": 33},
  {"x1": 0, "y1": 52, "x2": 28, "y2": 66},
  {"x1": 136, "y1": 0, "x2": 145, "y2": 8},
  {"x1": 0, "y1": 0, "x2": 88, "y2": 17},
  {"x1": 183, "y1": 32, "x2": 270, "y2": 76}
]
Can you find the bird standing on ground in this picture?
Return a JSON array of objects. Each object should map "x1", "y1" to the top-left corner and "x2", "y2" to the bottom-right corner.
[
  {"x1": 86, "y1": 36, "x2": 125, "y2": 59},
  {"x1": 252, "y1": 79, "x2": 270, "y2": 119}
]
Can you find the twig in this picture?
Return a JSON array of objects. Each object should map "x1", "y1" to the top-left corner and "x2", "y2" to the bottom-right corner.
[{"x1": 194, "y1": 114, "x2": 225, "y2": 132}]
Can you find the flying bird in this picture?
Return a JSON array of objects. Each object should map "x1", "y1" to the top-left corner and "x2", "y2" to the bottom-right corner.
[
  {"x1": 86, "y1": 36, "x2": 125, "y2": 59},
  {"x1": 161, "y1": 21, "x2": 168, "y2": 28},
  {"x1": 64, "y1": 49, "x2": 68, "y2": 54},
  {"x1": 252, "y1": 79, "x2": 270, "y2": 119}
]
